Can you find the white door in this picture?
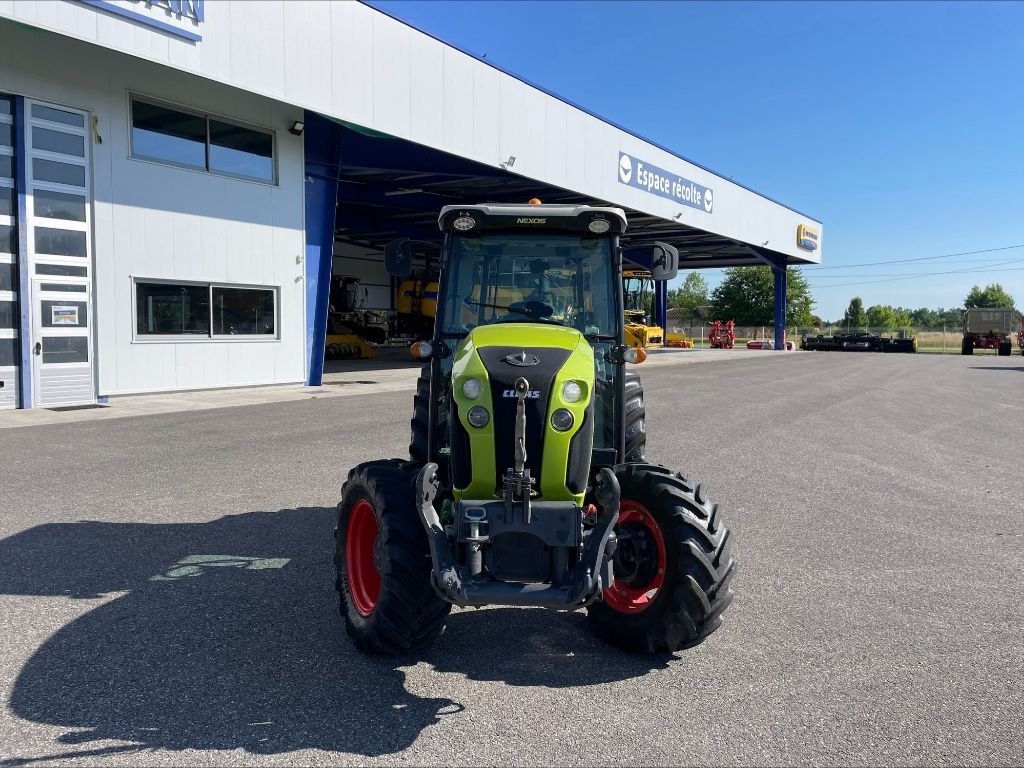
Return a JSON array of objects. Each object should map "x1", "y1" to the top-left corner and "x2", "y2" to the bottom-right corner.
[
  {"x1": 24, "y1": 99, "x2": 95, "y2": 407},
  {"x1": 31, "y1": 278, "x2": 92, "y2": 406}
]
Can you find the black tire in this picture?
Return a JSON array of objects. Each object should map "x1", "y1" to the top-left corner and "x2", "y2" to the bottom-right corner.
[
  {"x1": 409, "y1": 366, "x2": 430, "y2": 463},
  {"x1": 961, "y1": 338, "x2": 973, "y2": 355},
  {"x1": 587, "y1": 463, "x2": 736, "y2": 653},
  {"x1": 998, "y1": 341, "x2": 1011, "y2": 357},
  {"x1": 335, "y1": 459, "x2": 451, "y2": 654},
  {"x1": 624, "y1": 371, "x2": 646, "y2": 463}
]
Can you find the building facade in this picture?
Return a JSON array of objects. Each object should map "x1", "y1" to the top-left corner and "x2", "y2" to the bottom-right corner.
[{"x1": 0, "y1": 0, "x2": 822, "y2": 409}]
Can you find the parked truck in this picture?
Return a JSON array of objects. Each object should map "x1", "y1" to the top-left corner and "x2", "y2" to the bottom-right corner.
[{"x1": 961, "y1": 308, "x2": 1015, "y2": 356}]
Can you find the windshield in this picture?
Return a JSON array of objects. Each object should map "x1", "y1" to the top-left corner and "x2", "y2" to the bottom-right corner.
[{"x1": 440, "y1": 233, "x2": 617, "y2": 336}]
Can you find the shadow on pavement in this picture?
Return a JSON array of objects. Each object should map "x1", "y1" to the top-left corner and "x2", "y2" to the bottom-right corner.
[
  {"x1": 968, "y1": 366, "x2": 1024, "y2": 372},
  {"x1": 0, "y1": 508, "x2": 667, "y2": 764}
]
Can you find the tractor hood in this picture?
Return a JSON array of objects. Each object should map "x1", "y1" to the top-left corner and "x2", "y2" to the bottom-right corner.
[{"x1": 449, "y1": 324, "x2": 596, "y2": 503}]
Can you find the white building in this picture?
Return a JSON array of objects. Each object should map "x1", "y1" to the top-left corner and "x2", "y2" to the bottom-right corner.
[{"x1": 0, "y1": 0, "x2": 822, "y2": 410}]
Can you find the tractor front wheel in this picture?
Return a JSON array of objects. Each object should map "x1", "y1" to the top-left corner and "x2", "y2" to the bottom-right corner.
[
  {"x1": 587, "y1": 463, "x2": 736, "y2": 653},
  {"x1": 335, "y1": 459, "x2": 451, "y2": 653}
]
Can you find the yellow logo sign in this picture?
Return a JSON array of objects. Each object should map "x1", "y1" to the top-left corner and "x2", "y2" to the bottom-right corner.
[{"x1": 797, "y1": 224, "x2": 819, "y2": 251}]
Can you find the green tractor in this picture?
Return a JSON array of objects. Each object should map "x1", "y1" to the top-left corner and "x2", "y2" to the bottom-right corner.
[{"x1": 334, "y1": 203, "x2": 735, "y2": 653}]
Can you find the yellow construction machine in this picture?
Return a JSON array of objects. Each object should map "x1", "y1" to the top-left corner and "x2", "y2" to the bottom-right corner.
[{"x1": 623, "y1": 269, "x2": 664, "y2": 349}]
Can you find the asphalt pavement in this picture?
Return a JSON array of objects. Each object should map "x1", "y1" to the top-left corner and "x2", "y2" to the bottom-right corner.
[{"x1": 0, "y1": 352, "x2": 1021, "y2": 766}]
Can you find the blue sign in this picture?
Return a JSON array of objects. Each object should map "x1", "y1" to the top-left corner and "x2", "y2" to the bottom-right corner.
[
  {"x1": 79, "y1": 0, "x2": 204, "y2": 42},
  {"x1": 618, "y1": 152, "x2": 713, "y2": 214}
]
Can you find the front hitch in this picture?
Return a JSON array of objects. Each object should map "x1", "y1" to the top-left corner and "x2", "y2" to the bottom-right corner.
[
  {"x1": 415, "y1": 463, "x2": 466, "y2": 603},
  {"x1": 567, "y1": 467, "x2": 620, "y2": 605}
]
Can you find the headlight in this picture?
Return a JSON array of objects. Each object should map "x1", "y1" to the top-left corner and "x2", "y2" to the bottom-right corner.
[
  {"x1": 462, "y1": 378, "x2": 482, "y2": 400},
  {"x1": 467, "y1": 406, "x2": 490, "y2": 428},
  {"x1": 588, "y1": 218, "x2": 610, "y2": 234},
  {"x1": 550, "y1": 408, "x2": 574, "y2": 432},
  {"x1": 561, "y1": 380, "x2": 583, "y2": 403}
]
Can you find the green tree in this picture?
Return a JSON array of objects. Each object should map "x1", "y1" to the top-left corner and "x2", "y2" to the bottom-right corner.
[
  {"x1": 843, "y1": 297, "x2": 868, "y2": 328},
  {"x1": 909, "y1": 307, "x2": 939, "y2": 327},
  {"x1": 866, "y1": 304, "x2": 911, "y2": 329},
  {"x1": 964, "y1": 283, "x2": 1016, "y2": 309},
  {"x1": 709, "y1": 266, "x2": 815, "y2": 326},
  {"x1": 668, "y1": 272, "x2": 709, "y2": 315}
]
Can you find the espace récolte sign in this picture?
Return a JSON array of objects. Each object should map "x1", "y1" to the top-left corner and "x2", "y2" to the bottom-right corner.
[{"x1": 617, "y1": 152, "x2": 714, "y2": 214}]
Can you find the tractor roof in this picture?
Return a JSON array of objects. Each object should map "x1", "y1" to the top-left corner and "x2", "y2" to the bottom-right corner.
[{"x1": 438, "y1": 203, "x2": 628, "y2": 235}]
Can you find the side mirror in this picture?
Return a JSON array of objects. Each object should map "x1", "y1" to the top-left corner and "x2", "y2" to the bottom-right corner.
[
  {"x1": 384, "y1": 238, "x2": 413, "y2": 278},
  {"x1": 650, "y1": 241, "x2": 679, "y2": 281}
]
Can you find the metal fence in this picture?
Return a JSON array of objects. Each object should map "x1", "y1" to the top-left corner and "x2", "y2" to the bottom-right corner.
[{"x1": 666, "y1": 323, "x2": 1022, "y2": 353}]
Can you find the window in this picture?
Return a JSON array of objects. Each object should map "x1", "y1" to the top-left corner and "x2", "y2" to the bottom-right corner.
[
  {"x1": 0, "y1": 338, "x2": 18, "y2": 367},
  {"x1": 0, "y1": 299, "x2": 15, "y2": 329},
  {"x1": 130, "y1": 98, "x2": 276, "y2": 183},
  {"x1": 136, "y1": 283, "x2": 210, "y2": 335},
  {"x1": 0, "y1": 186, "x2": 14, "y2": 217},
  {"x1": 32, "y1": 127, "x2": 85, "y2": 157},
  {"x1": 209, "y1": 120, "x2": 273, "y2": 182},
  {"x1": 35, "y1": 227, "x2": 87, "y2": 257},
  {"x1": 36, "y1": 263, "x2": 87, "y2": 277},
  {"x1": 34, "y1": 189, "x2": 86, "y2": 222},
  {"x1": 135, "y1": 281, "x2": 278, "y2": 338},
  {"x1": 33, "y1": 158, "x2": 85, "y2": 187},
  {"x1": 0, "y1": 262, "x2": 16, "y2": 291},
  {"x1": 42, "y1": 336, "x2": 88, "y2": 364},
  {"x1": 212, "y1": 287, "x2": 275, "y2": 335},
  {"x1": 0, "y1": 225, "x2": 14, "y2": 254}
]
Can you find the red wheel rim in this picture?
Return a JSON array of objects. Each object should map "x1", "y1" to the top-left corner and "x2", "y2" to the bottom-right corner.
[
  {"x1": 346, "y1": 499, "x2": 381, "y2": 617},
  {"x1": 603, "y1": 499, "x2": 667, "y2": 614}
]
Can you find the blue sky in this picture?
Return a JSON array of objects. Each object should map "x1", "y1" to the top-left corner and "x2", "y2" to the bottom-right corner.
[{"x1": 370, "y1": 0, "x2": 1024, "y2": 320}]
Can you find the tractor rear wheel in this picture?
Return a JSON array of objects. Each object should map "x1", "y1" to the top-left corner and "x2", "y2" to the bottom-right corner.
[
  {"x1": 624, "y1": 372, "x2": 646, "y2": 463},
  {"x1": 587, "y1": 463, "x2": 736, "y2": 653},
  {"x1": 961, "y1": 337, "x2": 974, "y2": 355},
  {"x1": 998, "y1": 340, "x2": 1011, "y2": 357},
  {"x1": 335, "y1": 459, "x2": 451, "y2": 653}
]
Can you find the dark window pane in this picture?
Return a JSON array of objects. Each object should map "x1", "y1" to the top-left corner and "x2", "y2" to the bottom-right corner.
[
  {"x1": 0, "y1": 186, "x2": 14, "y2": 216},
  {"x1": 33, "y1": 158, "x2": 85, "y2": 187},
  {"x1": 32, "y1": 127, "x2": 85, "y2": 157},
  {"x1": 0, "y1": 123, "x2": 11, "y2": 147},
  {"x1": 212, "y1": 287, "x2": 275, "y2": 335},
  {"x1": 31, "y1": 104, "x2": 84, "y2": 127},
  {"x1": 40, "y1": 282, "x2": 86, "y2": 293},
  {"x1": 0, "y1": 224, "x2": 14, "y2": 254},
  {"x1": 0, "y1": 338, "x2": 18, "y2": 366},
  {"x1": 34, "y1": 189, "x2": 86, "y2": 222},
  {"x1": 136, "y1": 282, "x2": 210, "y2": 335},
  {"x1": 0, "y1": 299, "x2": 15, "y2": 329},
  {"x1": 42, "y1": 300, "x2": 87, "y2": 328},
  {"x1": 0, "y1": 98, "x2": 11, "y2": 116},
  {"x1": 131, "y1": 101, "x2": 206, "y2": 170},
  {"x1": 0, "y1": 155, "x2": 11, "y2": 178},
  {"x1": 0, "y1": 262, "x2": 17, "y2": 290},
  {"x1": 42, "y1": 336, "x2": 88, "y2": 364},
  {"x1": 209, "y1": 120, "x2": 273, "y2": 181},
  {"x1": 36, "y1": 263, "x2": 87, "y2": 277},
  {"x1": 35, "y1": 227, "x2": 86, "y2": 257}
]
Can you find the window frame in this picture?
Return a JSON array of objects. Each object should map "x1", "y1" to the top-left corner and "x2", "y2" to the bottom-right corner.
[
  {"x1": 132, "y1": 277, "x2": 280, "y2": 342},
  {"x1": 128, "y1": 94, "x2": 278, "y2": 185}
]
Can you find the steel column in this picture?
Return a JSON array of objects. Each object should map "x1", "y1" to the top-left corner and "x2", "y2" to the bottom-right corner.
[
  {"x1": 773, "y1": 264, "x2": 786, "y2": 350},
  {"x1": 655, "y1": 278, "x2": 668, "y2": 335},
  {"x1": 303, "y1": 112, "x2": 342, "y2": 387}
]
